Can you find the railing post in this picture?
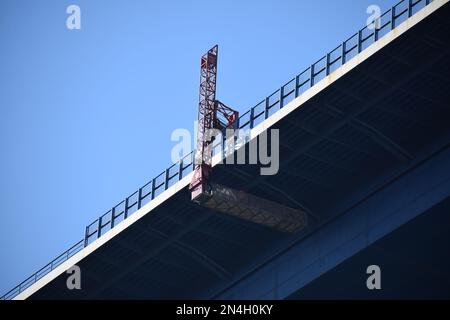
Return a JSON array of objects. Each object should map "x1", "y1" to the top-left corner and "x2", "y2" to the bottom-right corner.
[
  {"x1": 358, "y1": 30, "x2": 363, "y2": 53},
  {"x1": 326, "y1": 53, "x2": 331, "y2": 76},
  {"x1": 124, "y1": 197, "x2": 129, "y2": 219},
  {"x1": 164, "y1": 168, "x2": 170, "y2": 190},
  {"x1": 279, "y1": 86, "x2": 284, "y2": 109},
  {"x1": 408, "y1": 0, "x2": 413, "y2": 17},
  {"x1": 111, "y1": 207, "x2": 116, "y2": 229},
  {"x1": 249, "y1": 107, "x2": 255, "y2": 129},
  {"x1": 178, "y1": 161, "x2": 183, "y2": 180},
  {"x1": 342, "y1": 42, "x2": 347, "y2": 65},
  {"x1": 137, "y1": 188, "x2": 142, "y2": 210},
  {"x1": 151, "y1": 178, "x2": 156, "y2": 200},
  {"x1": 97, "y1": 217, "x2": 102, "y2": 239},
  {"x1": 374, "y1": 22, "x2": 379, "y2": 42},
  {"x1": 391, "y1": 7, "x2": 396, "y2": 30},
  {"x1": 310, "y1": 65, "x2": 315, "y2": 87},
  {"x1": 295, "y1": 74, "x2": 300, "y2": 98},
  {"x1": 84, "y1": 226, "x2": 89, "y2": 247},
  {"x1": 264, "y1": 97, "x2": 269, "y2": 119}
]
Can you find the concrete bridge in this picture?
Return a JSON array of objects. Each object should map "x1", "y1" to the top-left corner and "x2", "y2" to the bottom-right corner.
[{"x1": 3, "y1": 0, "x2": 450, "y2": 300}]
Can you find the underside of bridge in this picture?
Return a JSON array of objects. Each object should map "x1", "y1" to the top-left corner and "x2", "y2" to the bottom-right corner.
[
  {"x1": 287, "y1": 197, "x2": 450, "y2": 299},
  {"x1": 29, "y1": 1, "x2": 450, "y2": 299}
]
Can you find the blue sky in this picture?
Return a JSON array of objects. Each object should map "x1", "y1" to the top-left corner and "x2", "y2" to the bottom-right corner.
[{"x1": 0, "y1": 0, "x2": 396, "y2": 294}]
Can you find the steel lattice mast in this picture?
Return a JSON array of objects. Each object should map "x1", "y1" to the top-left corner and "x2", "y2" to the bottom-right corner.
[
  {"x1": 189, "y1": 45, "x2": 218, "y2": 202},
  {"x1": 189, "y1": 45, "x2": 238, "y2": 202}
]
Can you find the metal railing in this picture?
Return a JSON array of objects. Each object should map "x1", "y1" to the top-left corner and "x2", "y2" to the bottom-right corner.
[{"x1": 1, "y1": 0, "x2": 433, "y2": 300}]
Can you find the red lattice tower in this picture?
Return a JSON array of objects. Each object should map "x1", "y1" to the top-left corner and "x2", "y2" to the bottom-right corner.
[{"x1": 189, "y1": 45, "x2": 238, "y2": 202}]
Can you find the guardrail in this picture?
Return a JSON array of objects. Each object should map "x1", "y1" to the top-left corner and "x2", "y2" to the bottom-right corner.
[{"x1": 1, "y1": 0, "x2": 433, "y2": 300}]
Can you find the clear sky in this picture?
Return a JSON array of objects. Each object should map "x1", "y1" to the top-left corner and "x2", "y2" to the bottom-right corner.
[{"x1": 0, "y1": 0, "x2": 397, "y2": 294}]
